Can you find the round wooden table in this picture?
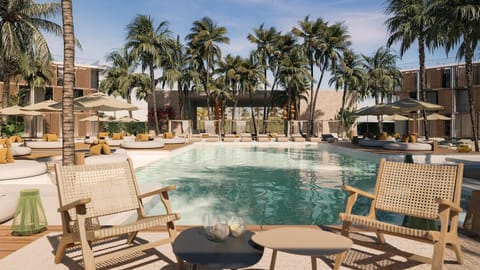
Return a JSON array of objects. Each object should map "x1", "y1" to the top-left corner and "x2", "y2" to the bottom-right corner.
[
  {"x1": 173, "y1": 226, "x2": 263, "y2": 270},
  {"x1": 251, "y1": 227, "x2": 352, "y2": 270}
]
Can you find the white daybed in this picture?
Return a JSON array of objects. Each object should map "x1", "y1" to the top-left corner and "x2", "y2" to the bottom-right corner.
[
  {"x1": 0, "y1": 192, "x2": 18, "y2": 223},
  {"x1": 383, "y1": 142, "x2": 432, "y2": 151},
  {"x1": 26, "y1": 141, "x2": 62, "y2": 149},
  {"x1": 162, "y1": 137, "x2": 186, "y2": 144},
  {"x1": 120, "y1": 140, "x2": 165, "y2": 149},
  {"x1": 358, "y1": 138, "x2": 396, "y2": 147},
  {"x1": 0, "y1": 160, "x2": 48, "y2": 180},
  {"x1": 84, "y1": 149, "x2": 129, "y2": 165},
  {"x1": 11, "y1": 146, "x2": 32, "y2": 156}
]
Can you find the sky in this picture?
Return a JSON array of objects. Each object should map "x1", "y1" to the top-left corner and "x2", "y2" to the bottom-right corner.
[{"x1": 41, "y1": 0, "x2": 462, "y2": 119}]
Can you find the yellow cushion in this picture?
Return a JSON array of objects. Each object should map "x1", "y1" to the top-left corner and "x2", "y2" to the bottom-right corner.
[
  {"x1": 112, "y1": 133, "x2": 123, "y2": 140},
  {"x1": 98, "y1": 132, "x2": 109, "y2": 139},
  {"x1": 47, "y1": 134, "x2": 58, "y2": 142},
  {"x1": 101, "y1": 143, "x2": 111, "y2": 155},
  {"x1": 0, "y1": 148, "x2": 7, "y2": 164},
  {"x1": 89, "y1": 144, "x2": 103, "y2": 155},
  {"x1": 376, "y1": 133, "x2": 387, "y2": 140},
  {"x1": 408, "y1": 134, "x2": 417, "y2": 143},
  {"x1": 164, "y1": 132, "x2": 173, "y2": 139},
  {"x1": 136, "y1": 134, "x2": 149, "y2": 142},
  {"x1": 42, "y1": 134, "x2": 48, "y2": 141},
  {"x1": 6, "y1": 147, "x2": 14, "y2": 163},
  {"x1": 9, "y1": 135, "x2": 22, "y2": 143},
  {"x1": 0, "y1": 139, "x2": 6, "y2": 146},
  {"x1": 401, "y1": 135, "x2": 409, "y2": 143}
]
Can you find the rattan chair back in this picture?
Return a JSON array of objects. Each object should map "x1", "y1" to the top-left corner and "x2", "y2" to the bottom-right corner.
[
  {"x1": 55, "y1": 159, "x2": 140, "y2": 220},
  {"x1": 374, "y1": 159, "x2": 462, "y2": 220}
]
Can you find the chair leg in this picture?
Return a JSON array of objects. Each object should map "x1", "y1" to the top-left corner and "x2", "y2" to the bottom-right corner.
[
  {"x1": 127, "y1": 231, "x2": 138, "y2": 244},
  {"x1": 451, "y1": 237, "x2": 464, "y2": 265},
  {"x1": 341, "y1": 221, "x2": 351, "y2": 237},
  {"x1": 375, "y1": 231, "x2": 386, "y2": 244},
  {"x1": 432, "y1": 240, "x2": 446, "y2": 270},
  {"x1": 54, "y1": 238, "x2": 72, "y2": 264}
]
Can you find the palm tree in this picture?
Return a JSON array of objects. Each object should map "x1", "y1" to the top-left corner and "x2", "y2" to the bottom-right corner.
[
  {"x1": 0, "y1": 0, "x2": 62, "y2": 108},
  {"x1": 277, "y1": 47, "x2": 310, "y2": 135},
  {"x1": 310, "y1": 22, "x2": 351, "y2": 136},
  {"x1": 292, "y1": 16, "x2": 326, "y2": 134},
  {"x1": 247, "y1": 24, "x2": 280, "y2": 132},
  {"x1": 61, "y1": 0, "x2": 75, "y2": 165},
  {"x1": 329, "y1": 49, "x2": 364, "y2": 136},
  {"x1": 362, "y1": 46, "x2": 402, "y2": 132},
  {"x1": 101, "y1": 47, "x2": 149, "y2": 118},
  {"x1": 427, "y1": 0, "x2": 480, "y2": 151},
  {"x1": 186, "y1": 17, "x2": 230, "y2": 120},
  {"x1": 17, "y1": 51, "x2": 53, "y2": 105},
  {"x1": 125, "y1": 15, "x2": 173, "y2": 135},
  {"x1": 385, "y1": 0, "x2": 438, "y2": 139},
  {"x1": 238, "y1": 54, "x2": 265, "y2": 136},
  {"x1": 217, "y1": 54, "x2": 242, "y2": 132}
]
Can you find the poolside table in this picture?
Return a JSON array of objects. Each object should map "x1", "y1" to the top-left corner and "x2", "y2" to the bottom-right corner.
[
  {"x1": 251, "y1": 227, "x2": 352, "y2": 270},
  {"x1": 173, "y1": 226, "x2": 263, "y2": 270}
]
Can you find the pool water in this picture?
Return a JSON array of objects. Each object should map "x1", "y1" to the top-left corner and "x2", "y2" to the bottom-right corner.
[{"x1": 135, "y1": 144, "x2": 470, "y2": 225}]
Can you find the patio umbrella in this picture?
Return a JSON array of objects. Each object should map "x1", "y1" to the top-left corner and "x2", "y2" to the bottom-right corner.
[
  {"x1": 417, "y1": 113, "x2": 451, "y2": 121},
  {"x1": 79, "y1": 115, "x2": 116, "y2": 122},
  {"x1": 0, "y1": 105, "x2": 44, "y2": 133},
  {"x1": 355, "y1": 104, "x2": 402, "y2": 116},
  {"x1": 21, "y1": 99, "x2": 61, "y2": 112},
  {"x1": 51, "y1": 92, "x2": 138, "y2": 112},
  {"x1": 390, "y1": 97, "x2": 444, "y2": 112},
  {"x1": 114, "y1": 116, "x2": 140, "y2": 123},
  {"x1": 383, "y1": 114, "x2": 412, "y2": 121}
]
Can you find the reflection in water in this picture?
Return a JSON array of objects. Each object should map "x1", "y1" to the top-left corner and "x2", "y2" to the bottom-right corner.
[{"x1": 136, "y1": 144, "x2": 380, "y2": 225}]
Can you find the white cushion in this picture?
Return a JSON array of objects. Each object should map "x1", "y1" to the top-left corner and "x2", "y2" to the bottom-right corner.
[
  {"x1": 0, "y1": 160, "x2": 48, "y2": 180},
  {"x1": 120, "y1": 140, "x2": 165, "y2": 149},
  {"x1": 0, "y1": 193, "x2": 18, "y2": 223},
  {"x1": 359, "y1": 139, "x2": 396, "y2": 147},
  {"x1": 383, "y1": 142, "x2": 432, "y2": 151},
  {"x1": 163, "y1": 137, "x2": 186, "y2": 144},
  {"x1": 84, "y1": 151, "x2": 129, "y2": 165},
  {"x1": 26, "y1": 141, "x2": 62, "y2": 149},
  {"x1": 11, "y1": 146, "x2": 32, "y2": 156}
]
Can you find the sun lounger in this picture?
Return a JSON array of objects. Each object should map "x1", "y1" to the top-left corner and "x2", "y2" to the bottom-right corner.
[
  {"x1": 240, "y1": 133, "x2": 252, "y2": 142},
  {"x1": 257, "y1": 134, "x2": 269, "y2": 142},
  {"x1": 291, "y1": 134, "x2": 305, "y2": 142}
]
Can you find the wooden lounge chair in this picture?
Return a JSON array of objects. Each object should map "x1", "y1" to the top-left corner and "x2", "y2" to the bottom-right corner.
[
  {"x1": 54, "y1": 158, "x2": 181, "y2": 269},
  {"x1": 339, "y1": 158, "x2": 464, "y2": 270}
]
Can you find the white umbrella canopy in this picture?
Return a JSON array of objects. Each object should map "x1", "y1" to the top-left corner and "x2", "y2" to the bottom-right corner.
[
  {"x1": 390, "y1": 98, "x2": 444, "y2": 112},
  {"x1": 355, "y1": 104, "x2": 402, "y2": 116},
  {"x1": 0, "y1": 106, "x2": 43, "y2": 116},
  {"x1": 114, "y1": 116, "x2": 140, "y2": 123},
  {"x1": 417, "y1": 113, "x2": 451, "y2": 121},
  {"x1": 22, "y1": 100, "x2": 61, "y2": 112},
  {"x1": 383, "y1": 114, "x2": 412, "y2": 121},
  {"x1": 51, "y1": 92, "x2": 138, "y2": 112},
  {"x1": 79, "y1": 115, "x2": 116, "y2": 122}
]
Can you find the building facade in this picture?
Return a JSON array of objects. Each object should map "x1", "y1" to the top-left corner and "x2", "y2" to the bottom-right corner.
[
  {"x1": 399, "y1": 62, "x2": 480, "y2": 138},
  {"x1": 0, "y1": 61, "x2": 103, "y2": 137}
]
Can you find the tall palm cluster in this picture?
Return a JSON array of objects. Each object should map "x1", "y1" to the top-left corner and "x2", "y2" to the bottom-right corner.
[
  {"x1": 385, "y1": 0, "x2": 480, "y2": 151},
  {"x1": 102, "y1": 15, "x2": 399, "y2": 138}
]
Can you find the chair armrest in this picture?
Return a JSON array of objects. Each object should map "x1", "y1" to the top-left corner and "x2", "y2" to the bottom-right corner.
[
  {"x1": 436, "y1": 198, "x2": 463, "y2": 213},
  {"x1": 58, "y1": 198, "x2": 91, "y2": 212},
  {"x1": 138, "y1": 185, "x2": 177, "y2": 199},
  {"x1": 342, "y1": 185, "x2": 376, "y2": 200}
]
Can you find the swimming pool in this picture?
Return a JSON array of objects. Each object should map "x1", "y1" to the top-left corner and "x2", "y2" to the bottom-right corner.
[{"x1": 135, "y1": 144, "x2": 470, "y2": 225}]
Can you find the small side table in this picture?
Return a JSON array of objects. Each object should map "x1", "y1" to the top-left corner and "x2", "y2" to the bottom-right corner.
[
  {"x1": 252, "y1": 227, "x2": 352, "y2": 270},
  {"x1": 11, "y1": 189, "x2": 48, "y2": 236},
  {"x1": 173, "y1": 226, "x2": 263, "y2": 270}
]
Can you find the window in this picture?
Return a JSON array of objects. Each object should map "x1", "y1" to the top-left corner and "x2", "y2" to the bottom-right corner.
[
  {"x1": 409, "y1": 92, "x2": 417, "y2": 99},
  {"x1": 442, "y1": 69, "x2": 451, "y2": 88},
  {"x1": 57, "y1": 66, "x2": 64, "y2": 86},
  {"x1": 74, "y1": 89, "x2": 83, "y2": 98},
  {"x1": 45, "y1": 87, "x2": 53, "y2": 100},
  {"x1": 475, "y1": 65, "x2": 480, "y2": 85},
  {"x1": 90, "y1": 70, "x2": 99, "y2": 88},
  {"x1": 455, "y1": 89, "x2": 469, "y2": 112},
  {"x1": 426, "y1": 91, "x2": 438, "y2": 105}
]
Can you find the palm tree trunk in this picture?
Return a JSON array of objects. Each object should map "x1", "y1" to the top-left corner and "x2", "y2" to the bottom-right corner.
[
  {"x1": 127, "y1": 94, "x2": 133, "y2": 118},
  {"x1": 308, "y1": 59, "x2": 314, "y2": 136},
  {"x1": 2, "y1": 77, "x2": 11, "y2": 108},
  {"x1": 465, "y1": 37, "x2": 479, "y2": 152},
  {"x1": 61, "y1": 0, "x2": 75, "y2": 166},
  {"x1": 418, "y1": 36, "x2": 429, "y2": 139},
  {"x1": 262, "y1": 68, "x2": 268, "y2": 133},
  {"x1": 249, "y1": 92, "x2": 257, "y2": 137},
  {"x1": 311, "y1": 63, "x2": 328, "y2": 135},
  {"x1": 150, "y1": 66, "x2": 160, "y2": 135}
]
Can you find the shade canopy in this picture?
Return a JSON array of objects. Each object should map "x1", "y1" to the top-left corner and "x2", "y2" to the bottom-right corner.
[
  {"x1": 390, "y1": 98, "x2": 444, "y2": 112},
  {"x1": 355, "y1": 104, "x2": 402, "y2": 116},
  {"x1": 22, "y1": 100, "x2": 61, "y2": 112},
  {"x1": 383, "y1": 114, "x2": 412, "y2": 121},
  {"x1": 417, "y1": 113, "x2": 451, "y2": 121},
  {"x1": 79, "y1": 115, "x2": 116, "y2": 122},
  {"x1": 114, "y1": 116, "x2": 140, "y2": 123},
  {"x1": 51, "y1": 92, "x2": 138, "y2": 112},
  {"x1": 0, "y1": 106, "x2": 43, "y2": 116}
]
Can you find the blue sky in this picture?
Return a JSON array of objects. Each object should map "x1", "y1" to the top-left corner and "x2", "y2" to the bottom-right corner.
[{"x1": 43, "y1": 0, "x2": 457, "y2": 70}]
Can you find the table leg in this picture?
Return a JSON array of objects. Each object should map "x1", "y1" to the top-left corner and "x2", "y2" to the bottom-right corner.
[
  {"x1": 310, "y1": 256, "x2": 317, "y2": 270},
  {"x1": 333, "y1": 251, "x2": 347, "y2": 270},
  {"x1": 176, "y1": 258, "x2": 186, "y2": 270},
  {"x1": 269, "y1": 249, "x2": 278, "y2": 270}
]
